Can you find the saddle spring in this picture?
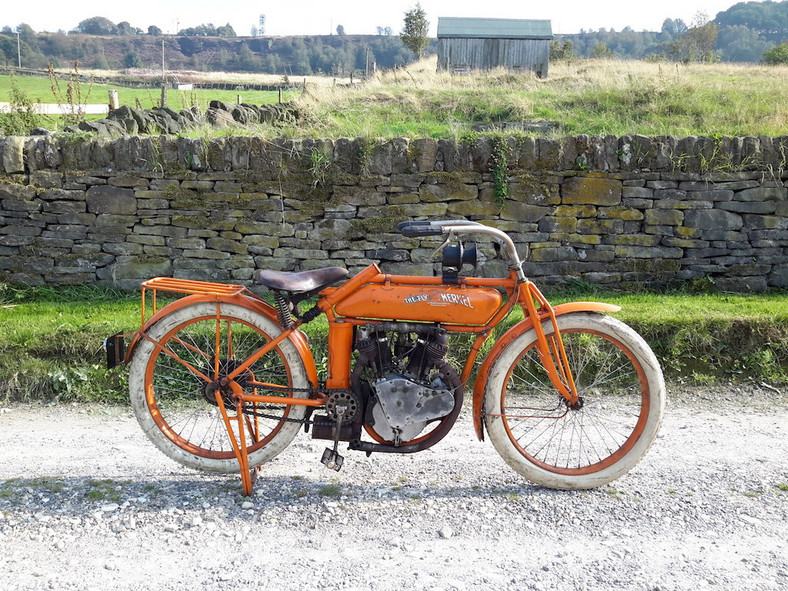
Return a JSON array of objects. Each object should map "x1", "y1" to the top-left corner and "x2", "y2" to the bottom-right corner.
[{"x1": 273, "y1": 291, "x2": 293, "y2": 329}]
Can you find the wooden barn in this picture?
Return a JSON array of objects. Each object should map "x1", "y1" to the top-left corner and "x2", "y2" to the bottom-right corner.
[{"x1": 437, "y1": 17, "x2": 553, "y2": 78}]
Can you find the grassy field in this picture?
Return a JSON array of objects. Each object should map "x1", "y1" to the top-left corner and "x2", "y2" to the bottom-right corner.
[
  {"x1": 3, "y1": 58, "x2": 788, "y2": 137},
  {"x1": 0, "y1": 284, "x2": 785, "y2": 404},
  {"x1": 0, "y1": 72, "x2": 299, "y2": 127},
  {"x1": 291, "y1": 58, "x2": 788, "y2": 139}
]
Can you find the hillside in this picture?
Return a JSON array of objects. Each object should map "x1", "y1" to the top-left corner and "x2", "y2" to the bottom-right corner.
[{"x1": 1, "y1": 32, "x2": 418, "y2": 76}]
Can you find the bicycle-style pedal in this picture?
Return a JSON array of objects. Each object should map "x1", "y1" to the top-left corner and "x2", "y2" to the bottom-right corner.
[{"x1": 321, "y1": 448, "x2": 344, "y2": 471}]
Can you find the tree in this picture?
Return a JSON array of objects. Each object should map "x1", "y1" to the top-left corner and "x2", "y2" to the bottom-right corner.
[
  {"x1": 148, "y1": 25, "x2": 162, "y2": 36},
  {"x1": 336, "y1": 24, "x2": 345, "y2": 36},
  {"x1": 401, "y1": 3, "x2": 429, "y2": 58},
  {"x1": 123, "y1": 51, "x2": 141, "y2": 68},
  {"x1": 715, "y1": 1, "x2": 788, "y2": 41},
  {"x1": 550, "y1": 39, "x2": 575, "y2": 61},
  {"x1": 684, "y1": 12, "x2": 719, "y2": 62},
  {"x1": 216, "y1": 23, "x2": 236, "y2": 37},
  {"x1": 117, "y1": 22, "x2": 140, "y2": 35},
  {"x1": 763, "y1": 42, "x2": 788, "y2": 64},
  {"x1": 590, "y1": 41, "x2": 615, "y2": 59},
  {"x1": 661, "y1": 18, "x2": 688, "y2": 36},
  {"x1": 72, "y1": 17, "x2": 118, "y2": 35},
  {"x1": 717, "y1": 25, "x2": 772, "y2": 61},
  {"x1": 667, "y1": 12, "x2": 719, "y2": 62}
]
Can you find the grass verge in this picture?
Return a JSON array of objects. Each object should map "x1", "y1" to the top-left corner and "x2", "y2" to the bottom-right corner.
[{"x1": 0, "y1": 283, "x2": 785, "y2": 405}]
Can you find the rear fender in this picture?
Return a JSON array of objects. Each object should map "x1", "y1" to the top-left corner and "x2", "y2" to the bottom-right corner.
[
  {"x1": 472, "y1": 302, "x2": 621, "y2": 440},
  {"x1": 125, "y1": 293, "x2": 318, "y2": 388}
]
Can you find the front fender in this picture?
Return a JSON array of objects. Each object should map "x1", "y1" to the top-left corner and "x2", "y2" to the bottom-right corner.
[
  {"x1": 125, "y1": 293, "x2": 318, "y2": 388},
  {"x1": 472, "y1": 301, "x2": 621, "y2": 440}
]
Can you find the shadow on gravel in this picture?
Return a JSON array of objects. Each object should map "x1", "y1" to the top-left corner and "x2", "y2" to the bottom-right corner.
[{"x1": 0, "y1": 474, "x2": 570, "y2": 519}]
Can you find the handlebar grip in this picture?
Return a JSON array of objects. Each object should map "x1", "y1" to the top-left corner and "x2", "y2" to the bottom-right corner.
[{"x1": 400, "y1": 225, "x2": 444, "y2": 237}]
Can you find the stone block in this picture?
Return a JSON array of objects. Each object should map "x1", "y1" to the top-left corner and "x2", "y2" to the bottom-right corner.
[
  {"x1": 684, "y1": 209, "x2": 743, "y2": 231},
  {"x1": 419, "y1": 182, "x2": 477, "y2": 202},
  {"x1": 577, "y1": 219, "x2": 624, "y2": 234},
  {"x1": 742, "y1": 215, "x2": 788, "y2": 230},
  {"x1": 614, "y1": 245, "x2": 683, "y2": 259},
  {"x1": 736, "y1": 187, "x2": 787, "y2": 202},
  {"x1": 530, "y1": 245, "x2": 577, "y2": 262},
  {"x1": 413, "y1": 139, "x2": 437, "y2": 173},
  {"x1": 2, "y1": 137, "x2": 25, "y2": 173},
  {"x1": 538, "y1": 216, "x2": 577, "y2": 233},
  {"x1": 448, "y1": 200, "x2": 501, "y2": 217},
  {"x1": 86, "y1": 186, "x2": 136, "y2": 215},
  {"x1": 720, "y1": 201, "x2": 776, "y2": 214},
  {"x1": 501, "y1": 202, "x2": 550, "y2": 222},
  {"x1": 645, "y1": 209, "x2": 683, "y2": 226},
  {"x1": 562, "y1": 177, "x2": 622, "y2": 206},
  {"x1": 714, "y1": 276, "x2": 768, "y2": 292}
]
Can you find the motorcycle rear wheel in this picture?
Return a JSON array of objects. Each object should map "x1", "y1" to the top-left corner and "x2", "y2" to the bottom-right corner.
[
  {"x1": 483, "y1": 312, "x2": 665, "y2": 490},
  {"x1": 129, "y1": 302, "x2": 309, "y2": 474}
]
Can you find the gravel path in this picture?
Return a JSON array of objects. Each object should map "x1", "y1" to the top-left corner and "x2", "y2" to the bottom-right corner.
[{"x1": 1, "y1": 385, "x2": 786, "y2": 591}]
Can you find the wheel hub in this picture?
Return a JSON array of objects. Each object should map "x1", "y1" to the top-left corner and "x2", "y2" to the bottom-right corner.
[{"x1": 200, "y1": 357, "x2": 252, "y2": 408}]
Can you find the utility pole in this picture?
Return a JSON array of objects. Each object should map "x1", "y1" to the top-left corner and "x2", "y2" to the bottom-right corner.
[{"x1": 17, "y1": 32, "x2": 21, "y2": 68}]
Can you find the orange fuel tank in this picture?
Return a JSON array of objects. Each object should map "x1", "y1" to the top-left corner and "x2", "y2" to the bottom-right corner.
[{"x1": 333, "y1": 283, "x2": 504, "y2": 326}]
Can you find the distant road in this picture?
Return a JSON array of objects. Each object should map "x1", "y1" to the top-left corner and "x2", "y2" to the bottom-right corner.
[{"x1": 0, "y1": 102, "x2": 109, "y2": 115}]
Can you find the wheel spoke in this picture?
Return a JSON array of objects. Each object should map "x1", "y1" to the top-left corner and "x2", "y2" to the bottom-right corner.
[{"x1": 498, "y1": 324, "x2": 651, "y2": 475}]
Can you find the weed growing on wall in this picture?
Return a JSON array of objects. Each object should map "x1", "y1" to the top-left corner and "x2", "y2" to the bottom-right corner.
[
  {"x1": 489, "y1": 136, "x2": 510, "y2": 204},
  {"x1": 48, "y1": 61, "x2": 93, "y2": 128},
  {"x1": 0, "y1": 76, "x2": 47, "y2": 134}
]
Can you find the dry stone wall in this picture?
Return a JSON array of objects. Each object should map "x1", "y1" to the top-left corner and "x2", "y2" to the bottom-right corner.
[{"x1": 0, "y1": 134, "x2": 786, "y2": 291}]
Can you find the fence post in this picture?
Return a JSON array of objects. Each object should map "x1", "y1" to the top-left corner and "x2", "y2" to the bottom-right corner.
[{"x1": 108, "y1": 90, "x2": 119, "y2": 110}]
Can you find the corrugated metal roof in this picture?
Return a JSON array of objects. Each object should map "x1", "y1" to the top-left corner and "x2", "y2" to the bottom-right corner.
[{"x1": 437, "y1": 17, "x2": 553, "y2": 40}]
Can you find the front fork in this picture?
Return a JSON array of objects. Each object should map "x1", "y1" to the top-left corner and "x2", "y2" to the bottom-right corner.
[{"x1": 520, "y1": 282, "x2": 582, "y2": 408}]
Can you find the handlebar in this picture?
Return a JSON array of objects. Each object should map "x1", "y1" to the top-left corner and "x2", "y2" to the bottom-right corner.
[{"x1": 397, "y1": 220, "x2": 526, "y2": 282}]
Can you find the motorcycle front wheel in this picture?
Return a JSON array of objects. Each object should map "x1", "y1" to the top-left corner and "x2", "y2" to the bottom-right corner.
[
  {"x1": 483, "y1": 312, "x2": 665, "y2": 490},
  {"x1": 129, "y1": 302, "x2": 310, "y2": 474}
]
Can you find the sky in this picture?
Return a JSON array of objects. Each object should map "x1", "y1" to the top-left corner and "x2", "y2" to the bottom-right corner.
[{"x1": 3, "y1": 1, "x2": 743, "y2": 37}]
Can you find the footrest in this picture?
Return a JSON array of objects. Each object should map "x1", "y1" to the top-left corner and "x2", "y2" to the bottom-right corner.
[{"x1": 321, "y1": 448, "x2": 344, "y2": 471}]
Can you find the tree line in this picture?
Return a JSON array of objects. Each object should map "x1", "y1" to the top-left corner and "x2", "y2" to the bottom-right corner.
[
  {"x1": 1, "y1": 1, "x2": 786, "y2": 75},
  {"x1": 552, "y1": 1, "x2": 788, "y2": 63}
]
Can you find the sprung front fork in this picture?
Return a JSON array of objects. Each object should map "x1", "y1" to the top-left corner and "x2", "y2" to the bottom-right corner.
[{"x1": 520, "y1": 282, "x2": 581, "y2": 407}]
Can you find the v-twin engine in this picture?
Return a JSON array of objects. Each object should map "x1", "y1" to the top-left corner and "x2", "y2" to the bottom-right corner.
[
  {"x1": 371, "y1": 372, "x2": 457, "y2": 444},
  {"x1": 351, "y1": 324, "x2": 462, "y2": 447}
]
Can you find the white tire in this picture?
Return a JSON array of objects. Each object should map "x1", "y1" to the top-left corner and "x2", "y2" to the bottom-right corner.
[
  {"x1": 129, "y1": 302, "x2": 309, "y2": 474},
  {"x1": 484, "y1": 312, "x2": 665, "y2": 489}
]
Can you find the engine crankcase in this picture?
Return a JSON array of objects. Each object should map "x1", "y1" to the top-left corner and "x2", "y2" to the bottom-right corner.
[{"x1": 371, "y1": 374, "x2": 455, "y2": 443}]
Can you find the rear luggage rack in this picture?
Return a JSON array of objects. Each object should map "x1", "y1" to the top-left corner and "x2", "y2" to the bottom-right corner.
[{"x1": 140, "y1": 277, "x2": 253, "y2": 323}]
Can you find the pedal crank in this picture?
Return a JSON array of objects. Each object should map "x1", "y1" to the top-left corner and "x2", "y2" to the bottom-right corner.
[{"x1": 320, "y1": 401, "x2": 347, "y2": 471}]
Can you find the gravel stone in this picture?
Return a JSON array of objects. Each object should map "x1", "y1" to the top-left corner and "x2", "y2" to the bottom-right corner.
[{"x1": 0, "y1": 385, "x2": 786, "y2": 590}]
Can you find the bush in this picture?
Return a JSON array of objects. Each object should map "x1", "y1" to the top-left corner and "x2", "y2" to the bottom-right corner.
[
  {"x1": 763, "y1": 42, "x2": 788, "y2": 65},
  {"x1": 0, "y1": 76, "x2": 45, "y2": 134}
]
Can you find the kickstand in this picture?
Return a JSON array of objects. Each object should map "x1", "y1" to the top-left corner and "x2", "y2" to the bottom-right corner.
[{"x1": 214, "y1": 386, "x2": 258, "y2": 496}]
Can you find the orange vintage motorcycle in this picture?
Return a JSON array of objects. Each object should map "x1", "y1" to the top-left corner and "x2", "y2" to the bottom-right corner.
[{"x1": 108, "y1": 220, "x2": 665, "y2": 495}]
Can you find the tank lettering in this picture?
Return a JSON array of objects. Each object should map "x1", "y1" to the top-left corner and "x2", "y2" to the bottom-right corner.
[
  {"x1": 402, "y1": 292, "x2": 475, "y2": 309},
  {"x1": 439, "y1": 293, "x2": 474, "y2": 308},
  {"x1": 403, "y1": 294, "x2": 430, "y2": 304}
]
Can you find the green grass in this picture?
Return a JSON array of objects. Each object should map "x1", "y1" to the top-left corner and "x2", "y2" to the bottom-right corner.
[
  {"x1": 0, "y1": 73, "x2": 298, "y2": 131},
  {"x1": 4, "y1": 59, "x2": 788, "y2": 138},
  {"x1": 0, "y1": 282, "x2": 785, "y2": 404},
  {"x1": 288, "y1": 59, "x2": 788, "y2": 139}
]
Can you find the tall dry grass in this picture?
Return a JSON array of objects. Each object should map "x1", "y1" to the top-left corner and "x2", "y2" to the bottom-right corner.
[{"x1": 290, "y1": 56, "x2": 788, "y2": 138}]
